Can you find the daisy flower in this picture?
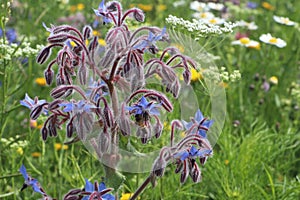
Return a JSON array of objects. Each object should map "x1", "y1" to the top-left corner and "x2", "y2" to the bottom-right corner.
[
  {"x1": 273, "y1": 15, "x2": 295, "y2": 26},
  {"x1": 192, "y1": 11, "x2": 214, "y2": 20},
  {"x1": 232, "y1": 37, "x2": 260, "y2": 49},
  {"x1": 190, "y1": 1, "x2": 209, "y2": 12},
  {"x1": 236, "y1": 20, "x2": 258, "y2": 30},
  {"x1": 259, "y1": 33, "x2": 286, "y2": 48}
]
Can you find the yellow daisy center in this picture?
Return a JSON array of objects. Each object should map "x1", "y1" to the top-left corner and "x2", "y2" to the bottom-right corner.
[
  {"x1": 282, "y1": 18, "x2": 290, "y2": 24},
  {"x1": 239, "y1": 37, "x2": 250, "y2": 44},
  {"x1": 209, "y1": 18, "x2": 217, "y2": 24},
  {"x1": 269, "y1": 37, "x2": 277, "y2": 44},
  {"x1": 200, "y1": 13, "x2": 207, "y2": 18}
]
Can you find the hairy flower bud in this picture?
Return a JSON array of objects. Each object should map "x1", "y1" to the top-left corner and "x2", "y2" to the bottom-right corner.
[
  {"x1": 44, "y1": 68, "x2": 54, "y2": 85},
  {"x1": 36, "y1": 47, "x2": 51, "y2": 64},
  {"x1": 48, "y1": 33, "x2": 69, "y2": 43},
  {"x1": 133, "y1": 8, "x2": 145, "y2": 22},
  {"x1": 51, "y1": 85, "x2": 72, "y2": 99},
  {"x1": 30, "y1": 104, "x2": 46, "y2": 120},
  {"x1": 83, "y1": 25, "x2": 93, "y2": 40}
]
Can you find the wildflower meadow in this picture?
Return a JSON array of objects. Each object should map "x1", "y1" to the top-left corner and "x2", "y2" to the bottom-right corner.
[{"x1": 0, "y1": 0, "x2": 300, "y2": 199}]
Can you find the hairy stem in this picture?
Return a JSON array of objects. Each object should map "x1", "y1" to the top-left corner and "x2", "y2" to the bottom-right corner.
[{"x1": 130, "y1": 174, "x2": 153, "y2": 200}]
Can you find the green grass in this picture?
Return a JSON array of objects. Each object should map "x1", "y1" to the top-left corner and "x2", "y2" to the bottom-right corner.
[{"x1": 1, "y1": 0, "x2": 300, "y2": 199}]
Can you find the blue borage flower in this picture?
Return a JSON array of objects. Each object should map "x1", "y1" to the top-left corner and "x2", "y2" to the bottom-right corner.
[
  {"x1": 83, "y1": 179, "x2": 115, "y2": 200},
  {"x1": 93, "y1": 0, "x2": 113, "y2": 24},
  {"x1": 85, "y1": 78, "x2": 108, "y2": 102},
  {"x1": 126, "y1": 96, "x2": 161, "y2": 127},
  {"x1": 20, "y1": 93, "x2": 46, "y2": 109},
  {"x1": 59, "y1": 100, "x2": 96, "y2": 113},
  {"x1": 133, "y1": 27, "x2": 166, "y2": 53},
  {"x1": 19, "y1": 165, "x2": 45, "y2": 195},
  {"x1": 182, "y1": 109, "x2": 213, "y2": 138},
  {"x1": 174, "y1": 145, "x2": 213, "y2": 161}
]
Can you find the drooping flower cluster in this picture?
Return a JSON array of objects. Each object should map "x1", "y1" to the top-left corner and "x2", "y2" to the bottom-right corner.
[{"x1": 20, "y1": 0, "x2": 216, "y2": 199}]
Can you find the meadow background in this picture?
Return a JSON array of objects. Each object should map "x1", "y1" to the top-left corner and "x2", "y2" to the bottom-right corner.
[{"x1": 0, "y1": 0, "x2": 300, "y2": 199}]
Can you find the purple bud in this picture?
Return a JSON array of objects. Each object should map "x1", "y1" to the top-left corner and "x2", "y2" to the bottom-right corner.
[
  {"x1": 83, "y1": 25, "x2": 93, "y2": 40},
  {"x1": 89, "y1": 36, "x2": 99, "y2": 52},
  {"x1": 36, "y1": 47, "x2": 51, "y2": 64},
  {"x1": 52, "y1": 25, "x2": 73, "y2": 34},
  {"x1": 154, "y1": 118, "x2": 163, "y2": 138},
  {"x1": 44, "y1": 68, "x2": 54, "y2": 85},
  {"x1": 48, "y1": 99, "x2": 64, "y2": 110},
  {"x1": 190, "y1": 164, "x2": 202, "y2": 183},
  {"x1": 30, "y1": 104, "x2": 46, "y2": 120},
  {"x1": 50, "y1": 85, "x2": 71, "y2": 99},
  {"x1": 175, "y1": 160, "x2": 183, "y2": 173},
  {"x1": 180, "y1": 170, "x2": 189, "y2": 184},
  {"x1": 182, "y1": 69, "x2": 191, "y2": 85},
  {"x1": 66, "y1": 120, "x2": 74, "y2": 138},
  {"x1": 103, "y1": 106, "x2": 114, "y2": 128},
  {"x1": 48, "y1": 33, "x2": 69, "y2": 43},
  {"x1": 41, "y1": 126, "x2": 48, "y2": 141},
  {"x1": 48, "y1": 119, "x2": 58, "y2": 137},
  {"x1": 133, "y1": 8, "x2": 145, "y2": 22}
]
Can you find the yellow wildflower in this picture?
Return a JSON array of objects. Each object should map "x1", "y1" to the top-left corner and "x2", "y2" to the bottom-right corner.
[
  {"x1": 17, "y1": 147, "x2": 23, "y2": 155},
  {"x1": 137, "y1": 4, "x2": 153, "y2": 12},
  {"x1": 225, "y1": 159, "x2": 229, "y2": 165},
  {"x1": 77, "y1": 3, "x2": 85, "y2": 11},
  {"x1": 70, "y1": 40, "x2": 76, "y2": 47},
  {"x1": 190, "y1": 68, "x2": 202, "y2": 81},
  {"x1": 157, "y1": 4, "x2": 167, "y2": 11},
  {"x1": 269, "y1": 76, "x2": 278, "y2": 85},
  {"x1": 98, "y1": 38, "x2": 106, "y2": 46},
  {"x1": 37, "y1": 124, "x2": 43, "y2": 129},
  {"x1": 93, "y1": 30, "x2": 101, "y2": 37},
  {"x1": 54, "y1": 143, "x2": 69, "y2": 150},
  {"x1": 163, "y1": 122, "x2": 171, "y2": 131},
  {"x1": 262, "y1": 2, "x2": 275, "y2": 11},
  {"x1": 120, "y1": 193, "x2": 140, "y2": 200},
  {"x1": 35, "y1": 77, "x2": 46, "y2": 86},
  {"x1": 32, "y1": 152, "x2": 42, "y2": 158},
  {"x1": 180, "y1": 131, "x2": 185, "y2": 138}
]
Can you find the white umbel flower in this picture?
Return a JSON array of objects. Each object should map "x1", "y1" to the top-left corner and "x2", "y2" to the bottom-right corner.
[
  {"x1": 273, "y1": 15, "x2": 295, "y2": 26},
  {"x1": 259, "y1": 33, "x2": 286, "y2": 48}
]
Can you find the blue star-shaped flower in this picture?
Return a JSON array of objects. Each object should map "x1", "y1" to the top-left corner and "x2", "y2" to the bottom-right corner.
[
  {"x1": 20, "y1": 93, "x2": 46, "y2": 110},
  {"x1": 83, "y1": 179, "x2": 115, "y2": 200},
  {"x1": 19, "y1": 165, "x2": 44, "y2": 195},
  {"x1": 182, "y1": 109, "x2": 213, "y2": 138},
  {"x1": 127, "y1": 96, "x2": 160, "y2": 116},
  {"x1": 59, "y1": 100, "x2": 96, "y2": 113},
  {"x1": 93, "y1": 0, "x2": 112, "y2": 24},
  {"x1": 133, "y1": 27, "x2": 166, "y2": 51},
  {"x1": 174, "y1": 146, "x2": 212, "y2": 161}
]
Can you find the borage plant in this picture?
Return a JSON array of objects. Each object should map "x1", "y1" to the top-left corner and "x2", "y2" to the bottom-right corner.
[{"x1": 20, "y1": 0, "x2": 217, "y2": 199}]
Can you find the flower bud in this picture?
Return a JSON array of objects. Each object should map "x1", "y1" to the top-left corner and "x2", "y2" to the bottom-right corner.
[
  {"x1": 133, "y1": 8, "x2": 145, "y2": 22},
  {"x1": 44, "y1": 68, "x2": 54, "y2": 85}
]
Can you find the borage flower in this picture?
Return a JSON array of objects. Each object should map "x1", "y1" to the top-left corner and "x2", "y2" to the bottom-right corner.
[
  {"x1": 19, "y1": 165, "x2": 45, "y2": 195},
  {"x1": 173, "y1": 145, "x2": 213, "y2": 183},
  {"x1": 127, "y1": 96, "x2": 160, "y2": 127},
  {"x1": 93, "y1": 0, "x2": 113, "y2": 24},
  {"x1": 133, "y1": 27, "x2": 166, "y2": 54},
  {"x1": 182, "y1": 109, "x2": 213, "y2": 138},
  {"x1": 20, "y1": 93, "x2": 47, "y2": 110},
  {"x1": 259, "y1": 33, "x2": 286, "y2": 48},
  {"x1": 82, "y1": 179, "x2": 114, "y2": 200},
  {"x1": 59, "y1": 100, "x2": 96, "y2": 113}
]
